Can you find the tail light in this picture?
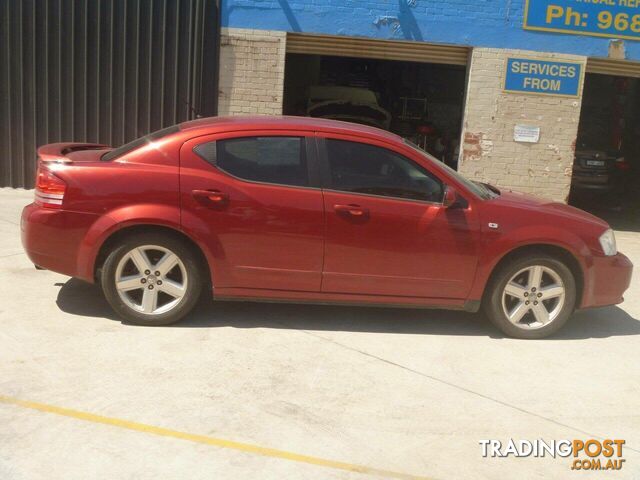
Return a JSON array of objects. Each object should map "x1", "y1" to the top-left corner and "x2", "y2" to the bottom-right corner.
[
  {"x1": 34, "y1": 165, "x2": 66, "y2": 209},
  {"x1": 615, "y1": 158, "x2": 631, "y2": 171}
]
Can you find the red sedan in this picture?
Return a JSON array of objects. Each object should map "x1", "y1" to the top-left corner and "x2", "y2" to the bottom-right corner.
[{"x1": 21, "y1": 116, "x2": 632, "y2": 338}]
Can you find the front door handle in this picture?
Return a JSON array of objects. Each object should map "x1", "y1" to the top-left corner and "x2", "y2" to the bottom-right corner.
[
  {"x1": 192, "y1": 189, "x2": 229, "y2": 207},
  {"x1": 334, "y1": 204, "x2": 369, "y2": 217}
]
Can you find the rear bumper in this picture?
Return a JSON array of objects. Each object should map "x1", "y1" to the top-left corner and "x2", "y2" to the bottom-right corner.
[
  {"x1": 571, "y1": 182, "x2": 614, "y2": 192},
  {"x1": 581, "y1": 252, "x2": 633, "y2": 308},
  {"x1": 21, "y1": 203, "x2": 98, "y2": 281},
  {"x1": 571, "y1": 168, "x2": 620, "y2": 193}
]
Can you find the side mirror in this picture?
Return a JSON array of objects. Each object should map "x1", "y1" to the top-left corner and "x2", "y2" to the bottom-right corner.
[{"x1": 443, "y1": 186, "x2": 463, "y2": 209}]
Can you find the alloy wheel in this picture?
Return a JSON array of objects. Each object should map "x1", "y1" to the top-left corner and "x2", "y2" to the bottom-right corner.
[
  {"x1": 115, "y1": 245, "x2": 188, "y2": 315},
  {"x1": 501, "y1": 265, "x2": 566, "y2": 329}
]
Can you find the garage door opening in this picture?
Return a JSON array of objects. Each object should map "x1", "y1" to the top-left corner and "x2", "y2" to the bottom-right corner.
[
  {"x1": 570, "y1": 72, "x2": 640, "y2": 231},
  {"x1": 283, "y1": 52, "x2": 467, "y2": 170}
]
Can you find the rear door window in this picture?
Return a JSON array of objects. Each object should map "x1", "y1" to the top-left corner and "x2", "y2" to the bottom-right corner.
[{"x1": 194, "y1": 136, "x2": 309, "y2": 187}]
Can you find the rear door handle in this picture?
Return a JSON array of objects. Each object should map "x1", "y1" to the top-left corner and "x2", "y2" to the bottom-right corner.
[
  {"x1": 192, "y1": 189, "x2": 229, "y2": 207},
  {"x1": 334, "y1": 204, "x2": 369, "y2": 217}
]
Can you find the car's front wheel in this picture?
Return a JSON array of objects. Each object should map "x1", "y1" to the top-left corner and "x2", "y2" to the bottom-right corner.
[
  {"x1": 101, "y1": 233, "x2": 203, "y2": 325},
  {"x1": 484, "y1": 254, "x2": 576, "y2": 339}
]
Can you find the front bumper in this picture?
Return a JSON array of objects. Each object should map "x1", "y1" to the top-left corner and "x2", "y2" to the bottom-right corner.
[
  {"x1": 21, "y1": 203, "x2": 97, "y2": 281},
  {"x1": 581, "y1": 252, "x2": 633, "y2": 308}
]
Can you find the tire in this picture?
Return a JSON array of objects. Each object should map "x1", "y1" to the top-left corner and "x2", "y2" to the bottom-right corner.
[
  {"x1": 483, "y1": 254, "x2": 576, "y2": 339},
  {"x1": 101, "y1": 232, "x2": 203, "y2": 326}
]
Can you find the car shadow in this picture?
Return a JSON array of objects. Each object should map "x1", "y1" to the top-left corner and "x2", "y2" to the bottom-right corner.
[{"x1": 55, "y1": 278, "x2": 640, "y2": 340}]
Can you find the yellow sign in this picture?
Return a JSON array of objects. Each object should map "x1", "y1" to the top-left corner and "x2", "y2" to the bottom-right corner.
[{"x1": 524, "y1": 0, "x2": 640, "y2": 41}]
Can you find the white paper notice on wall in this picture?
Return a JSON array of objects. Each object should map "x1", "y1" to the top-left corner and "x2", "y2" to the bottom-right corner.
[{"x1": 514, "y1": 124, "x2": 540, "y2": 143}]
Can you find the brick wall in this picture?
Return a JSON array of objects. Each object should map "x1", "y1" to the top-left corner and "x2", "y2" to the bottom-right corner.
[
  {"x1": 218, "y1": 28, "x2": 286, "y2": 116},
  {"x1": 459, "y1": 48, "x2": 586, "y2": 202}
]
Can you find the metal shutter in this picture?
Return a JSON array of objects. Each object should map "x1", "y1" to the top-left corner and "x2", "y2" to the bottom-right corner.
[
  {"x1": 0, "y1": 0, "x2": 220, "y2": 188},
  {"x1": 286, "y1": 33, "x2": 469, "y2": 66},
  {"x1": 586, "y1": 58, "x2": 640, "y2": 78}
]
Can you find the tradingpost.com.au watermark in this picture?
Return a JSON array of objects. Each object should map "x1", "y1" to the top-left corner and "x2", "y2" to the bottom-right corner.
[{"x1": 480, "y1": 438, "x2": 626, "y2": 471}]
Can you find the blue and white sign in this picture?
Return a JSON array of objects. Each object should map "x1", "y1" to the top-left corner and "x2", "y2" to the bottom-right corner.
[
  {"x1": 504, "y1": 57, "x2": 583, "y2": 97},
  {"x1": 524, "y1": 0, "x2": 640, "y2": 41}
]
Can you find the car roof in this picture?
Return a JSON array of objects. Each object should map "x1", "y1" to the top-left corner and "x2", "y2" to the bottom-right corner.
[{"x1": 179, "y1": 115, "x2": 401, "y2": 143}]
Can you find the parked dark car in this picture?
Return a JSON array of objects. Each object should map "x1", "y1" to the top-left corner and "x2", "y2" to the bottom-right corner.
[{"x1": 571, "y1": 147, "x2": 630, "y2": 194}]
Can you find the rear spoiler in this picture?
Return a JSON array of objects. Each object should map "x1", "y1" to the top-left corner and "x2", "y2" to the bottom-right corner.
[{"x1": 37, "y1": 143, "x2": 109, "y2": 162}]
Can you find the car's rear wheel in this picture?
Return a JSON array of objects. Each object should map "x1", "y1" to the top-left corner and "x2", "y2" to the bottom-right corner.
[
  {"x1": 101, "y1": 233, "x2": 203, "y2": 325},
  {"x1": 484, "y1": 254, "x2": 576, "y2": 339}
]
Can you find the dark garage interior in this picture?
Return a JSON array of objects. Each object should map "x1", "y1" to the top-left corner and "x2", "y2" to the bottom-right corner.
[
  {"x1": 283, "y1": 53, "x2": 467, "y2": 169},
  {"x1": 571, "y1": 72, "x2": 640, "y2": 230}
]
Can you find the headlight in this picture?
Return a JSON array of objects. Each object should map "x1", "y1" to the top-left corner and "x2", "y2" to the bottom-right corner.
[{"x1": 598, "y1": 228, "x2": 617, "y2": 256}]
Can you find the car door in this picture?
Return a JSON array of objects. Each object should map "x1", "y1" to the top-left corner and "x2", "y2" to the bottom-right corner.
[
  {"x1": 319, "y1": 135, "x2": 480, "y2": 299},
  {"x1": 180, "y1": 131, "x2": 324, "y2": 292}
]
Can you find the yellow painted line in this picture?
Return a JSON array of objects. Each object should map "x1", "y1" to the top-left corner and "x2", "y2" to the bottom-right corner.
[{"x1": 0, "y1": 395, "x2": 430, "y2": 480}]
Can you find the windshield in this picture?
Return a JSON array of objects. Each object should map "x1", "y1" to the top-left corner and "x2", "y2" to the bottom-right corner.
[
  {"x1": 403, "y1": 139, "x2": 498, "y2": 200},
  {"x1": 102, "y1": 125, "x2": 180, "y2": 161}
]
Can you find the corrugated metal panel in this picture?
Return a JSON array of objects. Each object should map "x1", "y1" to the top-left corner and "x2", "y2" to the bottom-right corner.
[
  {"x1": 0, "y1": 0, "x2": 219, "y2": 188},
  {"x1": 286, "y1": 33, "x2": 470, "y2": 66},
  {"x1": 587, "y1": 57, "x2": 640, "y2": 78}
]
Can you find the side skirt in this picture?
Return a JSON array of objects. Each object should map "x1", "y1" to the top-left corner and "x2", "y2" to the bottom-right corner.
[{"x1": 214, "y1": 288, "x2": 481, "y2": 312}]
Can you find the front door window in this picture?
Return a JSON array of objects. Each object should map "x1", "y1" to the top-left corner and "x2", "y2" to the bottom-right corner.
[{"x1": 325, "y1": 139, "x2": 444, "y2": 203}]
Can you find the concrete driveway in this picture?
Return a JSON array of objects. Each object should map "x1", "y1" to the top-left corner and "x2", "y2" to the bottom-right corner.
[{"x1": 1, "y1": 188, "x2": 639, "y2": 479}]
